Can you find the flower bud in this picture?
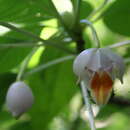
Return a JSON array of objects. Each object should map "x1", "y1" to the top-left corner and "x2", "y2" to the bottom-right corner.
[
  {"x1": 6, "y1": 81, "x2": 34, "y2": 118},
  {"x1": 73, "y1": 48, "x2": 125, "y2": 105}
]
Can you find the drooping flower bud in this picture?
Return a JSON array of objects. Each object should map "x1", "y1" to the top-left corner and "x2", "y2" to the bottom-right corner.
[
  {"x1": 6, "y1": 81, "x2": 34, "y2": 118},
  {"x1": 73, "y1": 48, "x2": 125, "y2": 105}
]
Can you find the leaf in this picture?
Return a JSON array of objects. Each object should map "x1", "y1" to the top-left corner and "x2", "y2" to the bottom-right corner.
[
  {"x1": 26, "y1": 48, "x2": 77, "y2": 130},
  {"x1": 71, "y1": 0, "x2": 93, "y2": 19},
  {"x1": 0, "y1": 0, "x2": 56, "y2": 24},
  {"x1": 0, "y1": 24, "x2": 44, "y2": 43},
  {"x1": 103, "y1": 0, "x2": 130, "y2": 36},
  {"x1": 0, "y1": 48, "x2": 32, "y2": 73},
  {"x1": 80, "y1": 1, "x2": 93, "y2": 19},
  {"x1": 0, "y1": 73, "x2": 16, "y2": 109},
  {"x1": 0, "y1": 24, "x2": 44, "y2": 73}
]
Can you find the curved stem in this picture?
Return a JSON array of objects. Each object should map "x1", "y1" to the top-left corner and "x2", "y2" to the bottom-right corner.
[
  {"x1": 80, "y1": 19, "x2": 100, "y2": 48},
  {"x1": 108, "y1": 40, "x2": 130, "y2": 48},
  {"x1": 16, "y1": 48, "x2": 38, "y2": 81},
  {"x1": 23, "y1": 55, "x2": 75, "y2": 78},
  {"x1": 81, "y1": 81, "x2": 96, "y2": 130}
]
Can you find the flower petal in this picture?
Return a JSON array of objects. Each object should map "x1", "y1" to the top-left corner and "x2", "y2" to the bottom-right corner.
[
  {"x1": 90, "y1": 71, "x2": 113, "y2": 105},
  {"x1": 73, "y1": 48, "x2": 97, "y2": 78}
]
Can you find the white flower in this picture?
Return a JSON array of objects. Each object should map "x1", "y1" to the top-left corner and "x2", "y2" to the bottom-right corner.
[
  {"x1": 6, "y1": 81, "x2": 34, "y2": 118},
  {"x1": 73, "y1": 48, "x2": 125, "y2": 105}
]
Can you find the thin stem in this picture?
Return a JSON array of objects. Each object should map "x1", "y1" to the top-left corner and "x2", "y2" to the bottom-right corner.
[
  {"x1": 49, "y1": 1, "x2": 73, "y2": 34},
  {"x1": 81, "y1": 81, "x2": 96, "y2": 130},
  {"x1": 23, "y1": 55, "x2": 75, "y2": 78},
  {"x1": 0, "y1": 22, "x2": 76, "y2": 54},
  {"x1": 73, "y1": 0, "x2": 81, "y2": 27},
  {"x1": 88, "y1": 0, "x2": 109, "y2": 20},
  {"x1": 16, "y1": 48, "x2": 38, "y2": 81},
  {"x1": 0, "y1": 42, "x2": 41, "y2": 48},
  {"x1": 80, "y1": 19, "x2": 100, "y2": 48},
  {"x1": 108, "y1": 40, "x2": 130, "y2": 48}
]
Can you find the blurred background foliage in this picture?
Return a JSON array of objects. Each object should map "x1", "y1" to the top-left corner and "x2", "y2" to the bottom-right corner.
[{"x1": 0, "y1": 0, "x2": 130, "y2": 130}]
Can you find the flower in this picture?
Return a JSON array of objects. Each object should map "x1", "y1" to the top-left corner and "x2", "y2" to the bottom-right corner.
[
  {"x1": 6, "y1": 81, "x2": 34, "y2": 118},
  {"x1": 73, "y1": 48, "x2": 125, "y2": 105}
]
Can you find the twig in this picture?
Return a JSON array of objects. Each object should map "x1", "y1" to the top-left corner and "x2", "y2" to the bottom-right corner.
[
  {"x1": 88, "y1": 0, "x2": 109, "y2": 20},
  {"x1": 23, "y1": 55, "x2": 75, "y2": 78},
  {"x1": 80, "y1": 19, "x2": 100, "y2": 48},
  {"x1": 81, "y1": 81, "x2": 96, "y2": 130},
  {"x1": 108, "y1": 40, "x2": 130, "y2": 48},
  {"x1": 16, "y1": 48, "x2": 38, "y2": 81},
  {"x1": 49, "y1": 0, "x2": 75, "y2": 38},
  {"x1": 73, "y1": 0, "x2": 81, "y2": 27},
  {"x1": 0, "y1": 42, "x2": 41, "y2": 48},
  {"x1": 0, "y1": 22, "x2": 76, "y2": 54}
]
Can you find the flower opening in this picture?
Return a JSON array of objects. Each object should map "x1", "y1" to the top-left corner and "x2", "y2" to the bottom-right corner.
[{"x1": 90, "y1": 71, "x2": 113, "y2": 105}]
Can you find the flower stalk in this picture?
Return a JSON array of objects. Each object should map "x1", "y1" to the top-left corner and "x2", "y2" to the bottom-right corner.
[
  {"x1": 23, "y1": 55, "x2": 74, "y2": 78},
  {"x1": 16, "y1": 48, "x2": 38, "y2": 81},
  {"x1": 81, "y1": 81, "x2": 96, "y2": 130},
  {"x1": 108, "y1": 40, "x2": 130, "y2": 48},
  {"x1": 80, "y1": 19, "x2": 100, "y2": 48}
]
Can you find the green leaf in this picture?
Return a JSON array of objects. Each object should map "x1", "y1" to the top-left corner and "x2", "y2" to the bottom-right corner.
[
  {"x1": 0, "y1": 0, "x2": 56, "y2": 24},
  {"x1": 80, "y1": 1, "x2": 93, "y2": 19},
  {"x1": 0, "y1": 73, "x2": 16, "y2": 109},
  {"x1": 26, "y1": 48, "x2": 77, "y2": 130},
  {"x1": 0, "y1": 24, "x2": 44, "y2": 43},
  {"x1": 0, "y1": 48, "x2": 32, "y2": 73},
  {"x1": 103, "y1": 0, "x2": 130, "y2": 36},
  {"x1": 71, "y1": 0, "x2": 93, "y2": 19},
  {"x1": 0, "y1": 24, "x2": 44, "y2": 73}
]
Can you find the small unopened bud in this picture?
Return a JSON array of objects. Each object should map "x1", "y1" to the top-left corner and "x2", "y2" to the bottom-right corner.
[
  {"x1": 6, "y1": 81, "x2": 34, "y2": 118},
  {"x1": 73, "y1": 48, "x2": 125, "y2": 105}
]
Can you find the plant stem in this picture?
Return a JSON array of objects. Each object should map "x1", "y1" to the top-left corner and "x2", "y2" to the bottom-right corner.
[
  {"x1": 23, "y1": 55, "x2": 75, "y2": 78},
  {"x1": 16, "y1": 48, "x2": 38, "y2": 81},
  {"x1": 73, "y1": 0, "x2": 81, "y2": 27},
  {"x1": 108, "y1": 40, "x2": 130, "y2": 48},
  {"x1": 0, "y1": 22, "x2": 76, "y2": 54},
  {"x1": 0, "y1": 42, "x2": 40, "y2": 48},
  {"x1": 81, "y1": 81, "x2": 96, "y2": 130},
  {"x1": 49, "y1": 1, "x2": 75, "y2": 38},
  {"x1": 80, "y1": 19, "x2": 100, "y2": 48},
  {"x1": 88, "y1": 0, "x2": 109, "y2": 20}
]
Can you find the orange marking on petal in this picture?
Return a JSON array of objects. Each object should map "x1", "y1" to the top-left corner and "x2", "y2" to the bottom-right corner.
[{"x1": 90, "y1": 71, "x2": 113, "y2": 105}]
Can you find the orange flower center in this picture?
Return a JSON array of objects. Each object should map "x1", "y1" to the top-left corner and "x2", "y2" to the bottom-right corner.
[{"x1": 90, "y1": 71, "x2": 113, "y2": 105}]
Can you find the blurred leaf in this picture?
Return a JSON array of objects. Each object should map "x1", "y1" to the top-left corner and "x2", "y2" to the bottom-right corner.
[
  {"x1": 71, "y1": 0, "x2": 93, "y2": 19},
  {"x1": 0, "y1": 73, "x2": 16, "y2": 109},
  {"x1": 0, "y1": 24, "x2": 44, "y2": 73},
  {"x1": 0, "y1": 48, "x2": 32, "y2": 73},
  {"x1": 0, "y1": 24, "x2": 44, "y2": 42},
  {"x1": 10, "y1": 121, "x2": 32, "y2": 130},
  {"x1": 103, "y1": 0, "x2": 130, "y2": 36},
  {"x1": 0, "y1": 0, "x2": 56, "y2": 24},
  {"x1": 26, "y1": 48, "x2": 77, "y2": 130},
  {"x1": 80, "y1": 1, "x2": 93, "y2": 19}
]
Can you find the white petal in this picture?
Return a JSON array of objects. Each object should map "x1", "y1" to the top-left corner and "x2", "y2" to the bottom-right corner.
[
  {"x1": 86, "y1": 49, "x2": 101, "y2": 71},
  {"x1": 73, "y1": 48, "x2": 97, "y2": 78},
  {"x1": 6, "y1": 81, "x2": 34, "y2": 117},
  {"x1": 101, "y1": 48, "x2": 125, "y2": 83}
]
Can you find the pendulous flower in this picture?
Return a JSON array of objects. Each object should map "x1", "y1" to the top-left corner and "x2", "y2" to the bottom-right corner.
[
  {"x1": 73, "y1": 48, "x2": 125, "y2": 105},
  {"x1": 6, "y1": 81, "x2": 34, "y2": 118}
]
